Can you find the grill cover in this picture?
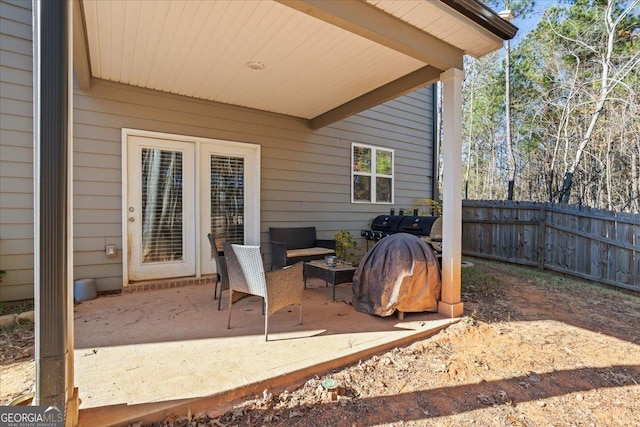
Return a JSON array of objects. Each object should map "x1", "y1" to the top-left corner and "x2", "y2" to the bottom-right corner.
[{"x1": 352, "y1": 233, "x2": 441, "y2": 317}]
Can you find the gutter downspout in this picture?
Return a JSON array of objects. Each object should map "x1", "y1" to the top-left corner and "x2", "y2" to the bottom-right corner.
[{"x1": 34, "y1": 1, "x2": 75, "y2": 422}]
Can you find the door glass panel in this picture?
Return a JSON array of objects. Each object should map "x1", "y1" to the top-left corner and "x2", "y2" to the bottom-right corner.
[
  {"x1": 210, "y1": 155, "x2": 244, "y2": 244},
  {"x1": 141, "y1": 148, "x2": 184, "y2": 263}
]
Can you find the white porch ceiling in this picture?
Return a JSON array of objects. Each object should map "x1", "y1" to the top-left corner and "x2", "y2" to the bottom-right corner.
[
  {"x1": 78, "y1": 0, "x2": 511, "y2": 127},
  {"x1": 367, "y1": 0, "x2": 501, "y2": 58}
]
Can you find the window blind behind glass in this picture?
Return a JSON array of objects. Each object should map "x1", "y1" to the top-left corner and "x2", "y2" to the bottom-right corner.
[
  {"x1": 210, "y1": 155, "x2": 245, "y2": 245},
  {"x1": 140, "y1": 148, "x2": 184, "y2": 263}
]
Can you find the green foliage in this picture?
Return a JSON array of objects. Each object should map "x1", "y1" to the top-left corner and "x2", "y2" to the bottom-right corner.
[
  {"x1": 334, "y1": 230, "x2": 357, "y2": 261},
  {"x1": 409, "y1": 198, "x2": 443, "y2": 216}
]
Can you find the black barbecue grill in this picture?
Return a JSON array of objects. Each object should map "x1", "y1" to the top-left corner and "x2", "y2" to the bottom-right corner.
[
  {"x1": 361, "y1": 215, "x2": 404, "y2": 241},
  {"x1": 361, "y1": 212, "x2": 443, "y2": 255},
  {"x1": 398, "y1": 215, "x2": 438, "y2": 236}
]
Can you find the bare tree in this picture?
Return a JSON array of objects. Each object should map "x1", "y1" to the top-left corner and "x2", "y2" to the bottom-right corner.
[
  {"x1": 556, "y1": 0, "x2": 640, "y2": 202},
  {"x1": 460, "y1": 0, "x2": 638, "y2": 212}
]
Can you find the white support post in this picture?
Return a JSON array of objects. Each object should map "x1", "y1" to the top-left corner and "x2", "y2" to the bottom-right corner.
[
  {"x1": 438, "y1": 68, "x2": 464, "y2": 318},
  {"x1": 66, "y1": 0, "x2": 79, "y2": 424}
]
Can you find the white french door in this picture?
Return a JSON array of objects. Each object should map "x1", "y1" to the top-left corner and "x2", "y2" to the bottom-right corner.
[
  {"x1": 199, "y1": 141, "x2": 260, "y2": 275},
  {"x1": 124, "y1": 130, "x2": 260, "y2": 283},
  {"x1": 126, "y1": 136, "x2": 196, "y2": 281}
]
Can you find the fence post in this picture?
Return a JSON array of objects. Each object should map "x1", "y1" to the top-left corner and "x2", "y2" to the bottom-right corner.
[{"x1": 537, "y1": 204, "x2": 546, "y2": 271}]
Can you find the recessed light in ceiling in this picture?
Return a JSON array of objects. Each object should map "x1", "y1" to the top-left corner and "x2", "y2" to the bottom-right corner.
[{"x1": 247, "y1": 61, "x2": 265, "y2": 70}]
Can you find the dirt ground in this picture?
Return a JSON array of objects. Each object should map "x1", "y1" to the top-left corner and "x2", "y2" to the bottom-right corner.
[
  {"x1": 2, "y1": 259, "x2": 639, "y2": 426},
  {"x1": 0, "y1": 317, "x2": 34, "y2": 405}
]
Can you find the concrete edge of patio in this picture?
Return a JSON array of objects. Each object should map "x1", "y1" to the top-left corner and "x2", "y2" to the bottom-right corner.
[{"x1": 78, "y1": 319, "x2": 458, "y2": 427}]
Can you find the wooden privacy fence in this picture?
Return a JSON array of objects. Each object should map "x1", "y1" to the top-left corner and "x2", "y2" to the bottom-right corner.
[{"x1": 461, "y1": 200, "x2": 640, "y2": 292}]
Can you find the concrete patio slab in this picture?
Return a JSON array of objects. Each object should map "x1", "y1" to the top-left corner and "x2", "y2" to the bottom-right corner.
[{"x1": 74, "y1": 277, "x2": 455, "y2": 426}]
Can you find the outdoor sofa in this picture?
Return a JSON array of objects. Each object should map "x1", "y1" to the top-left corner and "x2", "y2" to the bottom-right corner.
[{"x1": 270, "y1": 226, "x2": 335, "y2": 269}]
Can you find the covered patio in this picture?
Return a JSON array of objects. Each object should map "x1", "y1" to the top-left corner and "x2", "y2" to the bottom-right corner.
[
  {"x1": 74, "y1": 276, "x2": 456, "y2": 426},
  {"x1": 31, "y1": 0, "x2": 516, "y2": 424}
]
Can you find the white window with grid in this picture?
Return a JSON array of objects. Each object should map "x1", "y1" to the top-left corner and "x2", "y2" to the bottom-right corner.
[{"x1": 351, "y1": 143, "x2": 394, "y2": 204}]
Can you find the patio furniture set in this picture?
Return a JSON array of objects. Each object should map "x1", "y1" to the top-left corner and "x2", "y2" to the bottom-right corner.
[
  {"x1": 209, "y1": 219, "x2": 442, "y2": 341},
  {"x1": 208, "y1": 227, "x2": 355, "y2": 341}
]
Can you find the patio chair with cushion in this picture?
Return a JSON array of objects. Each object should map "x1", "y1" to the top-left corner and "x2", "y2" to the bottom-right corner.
[
  {"x1": 207, "y1": 233, "x2": 229, "y2": 310},
  {"x1": 223, "y1": 242, "x2": 304, "y2": 341}
]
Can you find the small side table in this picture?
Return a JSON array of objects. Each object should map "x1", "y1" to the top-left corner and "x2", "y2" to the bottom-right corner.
[{"x1": 304, "y1": 260, "x2": 357, "y2": 301}]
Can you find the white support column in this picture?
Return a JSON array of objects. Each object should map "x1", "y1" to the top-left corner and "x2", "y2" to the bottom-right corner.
[
  {"x1": 438, "y1": 68, "x2": 464, "y2": 318},
  {"x1": 66, "y1": 1, "x2": 79, "y2": 424}
]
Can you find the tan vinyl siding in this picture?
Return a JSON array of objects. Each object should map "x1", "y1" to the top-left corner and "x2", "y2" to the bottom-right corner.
[
  {"x1": 72, "y1": 79, "x2": 434, "y2": 290},
  {"x1": 0, "y1": 0, "x2": 33, "y2": 302},
  {"x1": 331, "y1": 91, "x2": 435, "y2": 207},
  {"x1": 0, "y1": 0, "x2": 435, "y2": 299}
]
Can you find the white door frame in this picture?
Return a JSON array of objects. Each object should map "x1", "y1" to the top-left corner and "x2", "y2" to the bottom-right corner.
[{"x1": 122, "y1": 129, "x2": 260, "y2": 286}]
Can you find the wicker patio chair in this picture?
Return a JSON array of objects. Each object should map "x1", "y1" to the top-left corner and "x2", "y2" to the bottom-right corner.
[
  {"x1": 223, "y1": 242, "x2": 304, "y2": 341},
  {"x1": 207, "y1": 233, "x2": 229, "y2": 310}
]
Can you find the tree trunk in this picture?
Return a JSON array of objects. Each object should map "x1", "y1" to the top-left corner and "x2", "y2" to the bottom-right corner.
[
  {"x1": 559, "y1": 172, "x2": 573, "y2": 203},
  {"x1": 633, "y1": 142, "x2": 639, "y2": 213},
  {"x1": 605, "y1": 133, "x2": 613, "y2": 211},
  {"x1": 464, "y1": 65, "x2": 476, "y2": 199},
  {"x1": 504, "y1": 38, "x2": 516, "y2": 200}
]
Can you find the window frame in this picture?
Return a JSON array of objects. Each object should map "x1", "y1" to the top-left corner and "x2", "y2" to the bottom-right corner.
[{"x1": 351, "y1": 142, "x2": 394, "y2": 204}]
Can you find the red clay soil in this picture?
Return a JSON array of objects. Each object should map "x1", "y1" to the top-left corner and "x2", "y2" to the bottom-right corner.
[
  {"x1": 150, "y1": 259, "x2": 640, "y2": 427},
  {"x1": 2, "y1": 259, "x2": 639, "y2": 426}
]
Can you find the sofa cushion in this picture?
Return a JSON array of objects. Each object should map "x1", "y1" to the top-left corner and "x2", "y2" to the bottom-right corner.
[{"x1": 286, "y1": 247, "x2": 335, "y2": 258}]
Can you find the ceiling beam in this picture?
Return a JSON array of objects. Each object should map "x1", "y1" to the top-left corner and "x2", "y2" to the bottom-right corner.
[
  {"x1": 72, "y1": 0, "x2": 91, "y2": 90},
  {"x1": 276, "y1": 0, "x2": 464, "y2": 71},
  {"x1": 309, "y1": 65, "x2": 441, "y2": 130}
]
